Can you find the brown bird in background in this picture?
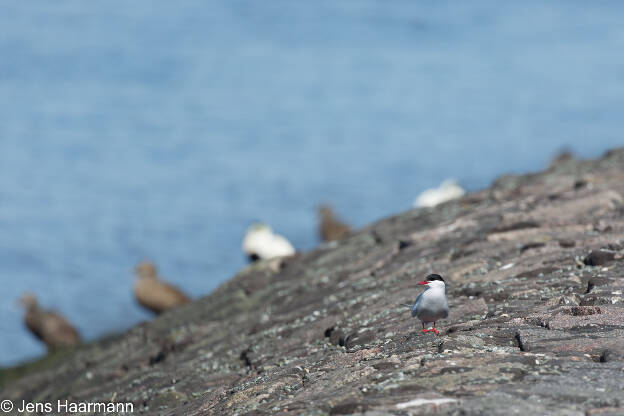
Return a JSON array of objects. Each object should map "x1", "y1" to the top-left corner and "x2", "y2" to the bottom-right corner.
[
  {"x1": 19, "y1": 293, "x2": 81, "y2": 350},
  {"x1": 318, "y1": 204, "x2": 351, "y2": 242},
  {"x1": 134, "y1": 261, "x2": 190, "y2": 314}
]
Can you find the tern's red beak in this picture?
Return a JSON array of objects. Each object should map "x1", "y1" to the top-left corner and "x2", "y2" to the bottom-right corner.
[{"x1": 418, "y1": 280, "x2": 429, "y2": 285}]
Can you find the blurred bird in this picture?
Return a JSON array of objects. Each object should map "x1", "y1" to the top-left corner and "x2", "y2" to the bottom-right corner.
[
  {"x1": 318, "y1": 204, "x2": 351, "y2": 242},
  {"x1": 410, "y1": 274, "x2": 449, "y2": 335},
  {"x1": 19, "y1": 293, "x2": 81, "y2": 350},
  {"x1": 242, "y1": 223, "x2": 295, "y2": 262},
  {"x1": 414, "y1": 179, "x2": 465, "y2": 208},
  {"x1": 134, "y1": 261, "x2": 190, "y2": 314}
]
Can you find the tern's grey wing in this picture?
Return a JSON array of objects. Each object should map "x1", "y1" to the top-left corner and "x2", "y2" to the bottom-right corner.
[{"x1": 411, "y1": 292, "x2": 424, "y2": 317}]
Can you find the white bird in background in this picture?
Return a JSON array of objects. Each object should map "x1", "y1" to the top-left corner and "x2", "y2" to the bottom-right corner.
[
  {"x1": 242, "y1": 223, "x2": 295, "y2": 262},
  {"x1": 414, "y1": 179, "x2": 465, "y2": 208},
  {"x1": 411, "y1": 274, "x2": 449, "y2": 335}
]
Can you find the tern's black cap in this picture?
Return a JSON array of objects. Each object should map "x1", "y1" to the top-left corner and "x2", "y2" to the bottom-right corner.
[{"x1": 425, "y1": 274, "x2": 445, "y2": 282}]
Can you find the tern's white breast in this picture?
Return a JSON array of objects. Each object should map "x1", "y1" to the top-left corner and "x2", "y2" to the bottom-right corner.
[{"x1": 415, "y1": 286, "x2": 449, "y2": 322}]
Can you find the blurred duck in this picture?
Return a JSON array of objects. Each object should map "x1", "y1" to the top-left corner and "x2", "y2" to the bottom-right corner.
[
  {"x1": 242, "y1": 223, "x2": 295, "y2": 262},
  {"x1": 19, "y1": 293, "x2": 81, "y2": 350},
  {"x1": 413, "y1": 179, "x2": 465, "y2": 208},
  {"x1": 318, "y1": 204, "x2": 351, "y2": 242},
  {"x1": 134, "y1": 261, "x2": 190, "y2": 314}
]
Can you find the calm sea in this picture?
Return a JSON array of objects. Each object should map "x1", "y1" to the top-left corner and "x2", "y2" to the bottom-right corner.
[{"x1": 1, "y1": 1, "x2": 623, "y2": 365}]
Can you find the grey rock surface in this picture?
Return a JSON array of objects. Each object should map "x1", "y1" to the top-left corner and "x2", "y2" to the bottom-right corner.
[{"x1": 2, "y1": 149, "x2": 624, "y2": 415}]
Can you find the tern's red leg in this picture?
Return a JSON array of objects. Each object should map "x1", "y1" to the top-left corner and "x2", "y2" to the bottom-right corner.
[
  {"x1": 421, "y1": 322, "x2": 429, "y2": 333},
  {"x1": 431, "y1": 322, "x2": 439, "y2": 336}
]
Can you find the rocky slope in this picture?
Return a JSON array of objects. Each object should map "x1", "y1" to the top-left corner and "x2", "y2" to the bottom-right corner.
[{"x1": 2, "y1": 149, "x2": 624, "y2": 415}]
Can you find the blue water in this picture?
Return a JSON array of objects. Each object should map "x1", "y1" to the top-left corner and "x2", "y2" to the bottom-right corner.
[{"x1": 1, "y1": 1, "x2": 623, "y2": 366}]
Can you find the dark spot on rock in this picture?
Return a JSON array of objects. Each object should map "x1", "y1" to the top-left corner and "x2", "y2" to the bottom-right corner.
[
  {"x1": 446, "y1": 326, "x2": 459, "y2": 334},
  {"x1": 275, "y1": 258, "x2": 289, "y2": 271},
  {"x1": 370, "y1": 230, "x2": 383, "y2": 244},
  {"x1": 579, "y1": 298, "x2": 597, "y2": 306},
  {"x1": 437, "y1": 341, "x2": 444, "y2": 353},
  {"x1": 491, "y1": 221, "x2": 540, "y2": 233},
  {"x1": 345, "y1": 331, "x2": 375, "y2": 350},
  {"x1": 558, "y1": 239, "x2": 576, "y2": 248},
  {"x1": 584, "y1": 250, "x2": 615, "y2": 266},
  {"x1": 149, "y1": 350, "x2": 167, "y2": 365},
  {"x1": 581, "y1": 277, "x2": 617, "y2": 305},
  {"x1": 397, "y1": 239, "x2": 412, "y2": 251},
  {"x1": 332, "y1": 331, "x2": 347, "y2": 347},
  {"x1": 325, "y1": 327, "x2": 347, "y2": 347},
  {"x1": 585, "y1": 276, "x2": 611, "y2": 295},
  {"x1": 596, "y1": 225, "x2": 613, "y2": 233},
  {"x1": 567, "y1": 306, "x2": 601, "y2": 316},
  {"x1": 516, "y1": 266, "x2": 558, "y2": 279},
  {"x1": 240, "y1": 347, "x2": 254, "y2": 369},
  {"x1": 520, "y1": 242, "x2": 546, "y2": 253},
  {"x1": 573, "y1": 179, "x2": 588, "y2": 189},
  {"x1": 330, "y1": 402, "x2": 367, "y2": 415},
  {"x1": 604, "y1": 148, "x2": 620, "y2": 158},
  {"x1": 515, "y1": 331, "x2": 530, "y2": 352},
  {"x1": 596, "y1": 349, "x2": 624, "y2": 362}
]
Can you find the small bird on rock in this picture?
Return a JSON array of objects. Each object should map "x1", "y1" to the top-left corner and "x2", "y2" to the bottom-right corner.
[
  {"x1": 19, "y1": 293, "x2": 81, "y2": 349},
  {"x1": 242, "y1": 223, "x2": 295, "y2": 262},
  {"x1": 318, "y1": 204, "x2": 351, "y2": 242},
  {"x1": 411, "y1": 274, "x2": 449, "y2": 335},
  {"x1": 414, "y1": 179, "x2": 465, "y2": 208},
  {"x1": 134, "y1": 261, "x2": 190, "y2": 314}
]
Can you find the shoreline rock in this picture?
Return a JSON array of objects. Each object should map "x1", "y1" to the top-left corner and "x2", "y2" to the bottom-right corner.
[{"x1": 2, "y1": 148, "x2": 624, "y2": 415}]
